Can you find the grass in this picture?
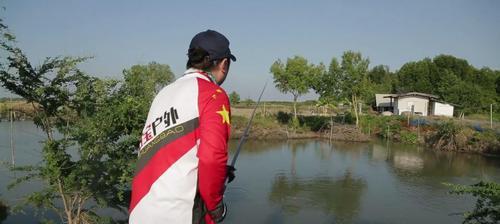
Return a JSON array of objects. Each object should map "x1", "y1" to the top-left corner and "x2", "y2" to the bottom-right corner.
[{"x1": 466, "y1": 113, "x2": 500, "y2": 122}]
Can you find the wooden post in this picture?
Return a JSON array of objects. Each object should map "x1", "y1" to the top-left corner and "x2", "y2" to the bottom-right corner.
[
  {"x1": 263, "y1": 102, "x2": 266, "y2": 117},
  {"x1": 417, "y1": 119, "x2": 420, "y2": 141},
  {"x1": 387, "y1": 125, "x2": 390, "y2": 141},
  {"x1": 407, "y1": 113, "x2": 410, "y2": 127},
  {"x1": 491, "y1": 104, "x2": 493, "y2": 129},
  {"x1": 10, "y1": 108, "x2": 15, "y2": 167},
  {"x1": 329, "y1": 116, "x2": 333, "y2": 142}
]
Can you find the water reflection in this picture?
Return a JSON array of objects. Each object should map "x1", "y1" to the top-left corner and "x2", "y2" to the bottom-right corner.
[
  {"x1": 269, "y1": 170, "x2": 366, "y2": 223},
  {"x1": 384, "y1": 142, "x2": 500, "y2": 184}
]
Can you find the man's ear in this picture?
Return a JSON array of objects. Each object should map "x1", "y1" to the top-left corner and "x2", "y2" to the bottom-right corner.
[{"x1": 217, "y1": 58, "x2": 229, "y2": 74}]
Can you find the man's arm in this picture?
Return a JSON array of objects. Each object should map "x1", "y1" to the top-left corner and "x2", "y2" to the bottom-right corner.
[{"x1": 197, "y1": 87, "x2": 231, "y2": 215}]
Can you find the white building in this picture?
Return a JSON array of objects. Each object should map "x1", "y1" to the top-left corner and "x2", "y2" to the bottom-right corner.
[
  {"x1": 375, "y1": 92, "x2": 454, "y2": 117},
  {"x1": 432, "y1": 101, "x2": 454, "y2": 117}
]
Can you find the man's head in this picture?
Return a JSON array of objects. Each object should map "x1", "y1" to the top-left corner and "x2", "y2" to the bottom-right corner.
[{"x1": 187, "y1": 30, "x2": 236, "y2": 85}]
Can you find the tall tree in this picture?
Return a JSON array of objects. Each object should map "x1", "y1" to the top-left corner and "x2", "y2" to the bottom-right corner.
[
  {"x1": 310, "y1": 57, "x2": 341, "y2": 109},
  {"x1": 311, "y1": 52, "x2": 372, "y2": 126},
  {"x1": 338, "y1": 51, "x2": 371, "y2": 127},
  {"x1": 396, "y1": 59, "x2": 436, "y2": 94},
  {"x1": 367, "y1": 64, "x2": 394, "y2": 104},
  {"x1": 270, "y1": 56, "x2": 323, "y2": 119}
]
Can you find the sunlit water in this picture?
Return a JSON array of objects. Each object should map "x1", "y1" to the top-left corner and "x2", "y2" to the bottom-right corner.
[{"x1": 1, "y1": 121, "x2": 500, "y2": 223}]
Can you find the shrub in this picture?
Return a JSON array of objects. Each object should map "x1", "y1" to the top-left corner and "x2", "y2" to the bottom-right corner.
[
  {"x1": 426, "y1": 121, "x2": 468, "y2": 151},
  {"x1": 298, "y1": 115, "x2": 330, "y2": 132},
  {"x1": 447, "y1": 181, "x2": 500, "y2": 224},
  {"x1": 469, "y1": 130, "x2": 500, "y2": 154},
  {"x1": 400, "y1": 130, "x2": 418, "y2": 144},
  {"x1": 230, "y1": 115, "x2": 248, "y2": 130},
  {"x1": 276, "y1": 111, "x2": 292, "y2": 124}
]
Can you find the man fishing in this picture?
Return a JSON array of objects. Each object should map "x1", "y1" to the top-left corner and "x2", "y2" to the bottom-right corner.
[{"x1": 129, "y1": 30, "x2": 236, "y2": 224}]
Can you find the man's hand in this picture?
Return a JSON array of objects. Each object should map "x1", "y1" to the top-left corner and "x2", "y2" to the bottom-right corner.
[
  {"x1": 208, "y1": 201, "x2": 227, "y2": 223},
  {"x1": 227, "y1": 165, "x2": 236, "y2": 183}
]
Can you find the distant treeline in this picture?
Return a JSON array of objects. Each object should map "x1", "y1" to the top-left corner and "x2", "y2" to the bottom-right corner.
[
  {"x1": 270, "y1": 52, "x2": 500, "y2": 127},
  {"x1": 372, "y1": 55, "x2": 499, "y2": 114}
]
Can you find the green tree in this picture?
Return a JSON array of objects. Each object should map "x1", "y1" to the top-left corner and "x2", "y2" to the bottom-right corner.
[
  {"x1": 339, "y1": 51, "x2": 372, "y2": 127},
  {"x1": 396, "y1": 58, "x2": 436, "y2": 94},
  {"x1": 396, "y1": 54, "x2": 500, "y2": 114},
  {"x1": 310, "y1": 57, "x2": 340, "y2": 112},
  {"x1": 367, "y1": 64, "x2": 394, "y2": 104},
  {"x1": 311, "y1": 52, "x2": 373, "y2": 126},
  {"x1": 0, "y1": 18, "x2": 171, "y2": 223},
  {"x1": 123, "y1": 62, "x2": 174, "y2": 100},
  {"x1": 496, "y1": 75, "x2": 500, "y2": 99},
  {"x1": 229, "y1": 91, "x2": 240, "y2": 105},
  {"x1": 270, "y1": 56, "x2": 324, "y2": 119}
]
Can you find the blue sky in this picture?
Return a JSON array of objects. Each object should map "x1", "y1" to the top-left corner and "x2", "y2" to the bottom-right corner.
[{"x1": 2, "y1": 0, "x2": 500, "y2": 100}]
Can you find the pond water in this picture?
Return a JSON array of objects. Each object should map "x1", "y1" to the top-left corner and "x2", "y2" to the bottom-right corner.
[{"x1": 1, "y1": 121, "x2": 500, "y2": 223}]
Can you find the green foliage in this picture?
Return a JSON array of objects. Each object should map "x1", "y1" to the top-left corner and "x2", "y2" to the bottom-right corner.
[
  {"x1": 397, "y1": 55, "x2": 499, "y2": 114},
  {"x1": 311, "y1": 51, "x2": 371, "y2": 127},
  {"x1": 359, "y1": 115, "x2": 403, "y2": 140},
  {"x1": 396, "y1": 58, "x2": 437, "y2": 94},
  {"x1": 0, "y1": 18, "x2": 171, "y2": 222},
  {"x1": 426, "y1": 120, "x2": 469, "y2": 151},
  {"x1": 276, "y1": 111, "x2": 292, "y2": 124},
  {"x1": 229, "y1": 91, "x2": 240, "y2": 105},
  {"x1": 447, "y1": 181, "x2": 500, "y2": 224},
  {"x1": 367, "y1": 65, "x2": 394, "y2": 104},
  {"x1": 298, "y1": 116, "x2": 330, "y2": 132},
  {"x1": 122, "y1": 62, "x2": 174, "y2": 101},
  {"x1": 496, "y1": 76, "x2": 500, "y2": 96},
  {"x1": 399, "y1": 130, "x2": 418, "y2": 144},
  {"x1": 290, "y1": 117, "x2": 301, "y2": 129},
  {"x1": 252, "y1": 113, "x2": 280, "y2": 129},
  {"x1": 270, "y1": 55, "x2": 325, "y2": 118}
]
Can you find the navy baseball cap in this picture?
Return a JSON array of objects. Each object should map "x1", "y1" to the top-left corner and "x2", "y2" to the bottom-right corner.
[{"x1": 189, "y1": 29, "x2": 236, "y2": 62}]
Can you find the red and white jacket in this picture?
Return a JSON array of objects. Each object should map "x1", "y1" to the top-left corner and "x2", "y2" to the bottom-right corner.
[{"x1": 129, "y1": 68, "x2": 230, "y2": 224}]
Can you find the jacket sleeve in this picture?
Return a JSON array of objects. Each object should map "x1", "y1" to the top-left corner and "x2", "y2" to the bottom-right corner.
[{"x1": 197, "y1": 86, "x2": 231, "y2": 213}]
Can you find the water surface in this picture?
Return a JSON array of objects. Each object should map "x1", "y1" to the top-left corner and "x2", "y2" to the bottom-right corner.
[{"x1": 1, "y1": 121, "x2": 500, "y2": 223}]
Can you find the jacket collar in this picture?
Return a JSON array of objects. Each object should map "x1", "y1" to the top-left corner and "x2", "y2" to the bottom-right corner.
[{"x1": 184, "y1": 68, "x2": 216, "y2": 84}]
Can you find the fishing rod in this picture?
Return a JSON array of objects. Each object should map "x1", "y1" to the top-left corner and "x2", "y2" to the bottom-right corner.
[{"x1": 229, "y1": 80, "x2": 268, "y2": 169}]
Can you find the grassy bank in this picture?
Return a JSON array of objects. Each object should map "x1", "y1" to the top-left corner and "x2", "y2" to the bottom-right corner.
[
  {"x1": 0, "y1": 99, "x2": 34, "y2": 121},
  {"x1": 231, "y1": 105, "x2": 500, "y2": 156},
  {"x1": 358, "y1": 114, "x2": 500, "y2": 155},
  {"x1": 230, "y1": 111, "x2": 370, "y2": 142}
]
